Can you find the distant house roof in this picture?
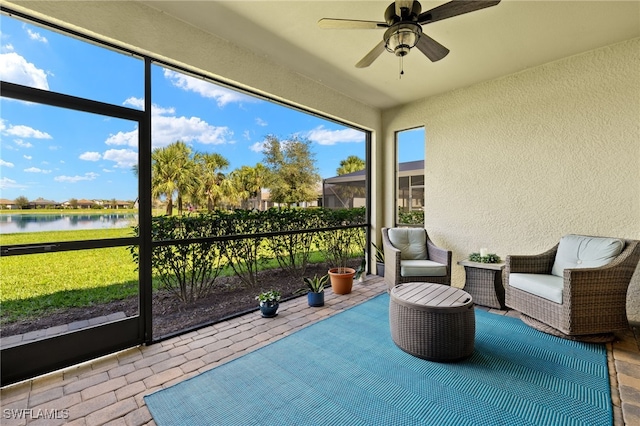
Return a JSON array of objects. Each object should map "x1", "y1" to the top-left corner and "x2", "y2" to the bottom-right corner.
[
  {"x1": 0, "y1": 198, "x2": 14, "y2": 205},
  {"x1": 29, "y1": 197, "x2": 58, "y2": 206},
  {"x1": 323, "y1": 160, "x2": 424, "y2": 184}
]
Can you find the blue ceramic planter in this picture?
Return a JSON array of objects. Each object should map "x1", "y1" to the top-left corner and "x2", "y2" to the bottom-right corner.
[
  {"x1": 259, "y1": 301, "x2": 279, "y2": 318},
  {"x1": 307, "y1": 291, "x2": 324, "y2": 307}
]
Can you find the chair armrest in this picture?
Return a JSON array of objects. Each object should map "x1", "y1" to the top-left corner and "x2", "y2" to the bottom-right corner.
[
  {"x1": 426, "y1": 238, "x2": 451, "y2": 267},
  {"x1": 381, "y1": 228, "x2": 402, "y2": 287},
  {"x1": 564, "y1": 239, "x2": 640, "y2": 303},
  {"x1": 505, "y1": 244, "x2": 558, "y2": 275}
]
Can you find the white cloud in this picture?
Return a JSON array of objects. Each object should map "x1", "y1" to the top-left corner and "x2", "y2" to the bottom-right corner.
[
  {"x1": 163, "y1": 69, "x2": 255, "y2": 107},
  {"x1": 26, "y1": 28, "x2": 48, "y2": 43},
  {"x1": 1, "y1": 119, "x2": 52, "y2": 139},
  {"x1": 103, "y1": 149, "x2": 137, "y2": 168},
  {"x1": 24, "y1": 167, "x2": 51, "y2": 174},
  {"x1": 54, "y1": 172, "x2": 99, "y2": 183},
  {"x1": 3, "y1": 43, "x2": 15, "y2": 51},
  {"x1": 105, "y1": 129, "x2": 138, "y2": 147},
  {"x1": 249, "y1": 141, "x2": 266, "y2": 153},
  {"x1": 255, "y1": 117, "x2": 268, "y2": 127},
  {"x1": 304, "y1": 126, "x2": 365, "y2": 146},
  {"x1": 1, "y1": 159, "x2": 15, "y2": 167},
  {"x1": 153, "y1": 114, "x2": 232, "y2": 147},
  {"x1": 0, "y1": 52, "x2": 49, "y2": 90},
  {"x1": 114, "y1": 97, "x2": 233, "y2": 148},
  {"x1": 15, "y1": 140, "x2": 33, "y2": 148},
  {"x1": 0, "y1": 177, "x2": 27, "y2": 189},
  {"x1": 79, "y1": 151, "x2": 102, "y2": 161},
  {"x1": 23, "y1": 155, "x2": 32, "y2": 160}
]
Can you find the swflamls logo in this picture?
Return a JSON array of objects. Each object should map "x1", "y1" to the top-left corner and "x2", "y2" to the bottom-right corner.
[{"x1": 3, "y1": 408, "x2": 70, "y2": 420}]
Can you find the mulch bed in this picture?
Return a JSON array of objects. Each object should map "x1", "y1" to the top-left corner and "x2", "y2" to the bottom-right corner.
[{"x1": 2, "y1": 262, "x2": 346, "y2": 340}]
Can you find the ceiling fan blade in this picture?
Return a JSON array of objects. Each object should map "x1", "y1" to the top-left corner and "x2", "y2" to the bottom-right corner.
[
  {"x1": 418, "y1": 0, "x2": 500, "y2": 24},
  {"x1": 415, "y1": 35, "x2": 450, "y2": 62},
  {"x1": 355, "y1": 41, "x2": 386, "y2": 68},
  {"x1": 318, "y1": 18, "x2": 387, "y2": 30}
]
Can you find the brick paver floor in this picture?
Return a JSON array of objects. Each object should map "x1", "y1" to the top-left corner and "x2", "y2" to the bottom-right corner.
[{"x1": 1, "y1": 276, "x2": 638, "y2": 425}]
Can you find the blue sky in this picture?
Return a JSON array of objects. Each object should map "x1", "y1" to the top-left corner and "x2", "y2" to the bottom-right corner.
[{"x1": 0, "y1": 14, "x2": 423, "y2": 203}]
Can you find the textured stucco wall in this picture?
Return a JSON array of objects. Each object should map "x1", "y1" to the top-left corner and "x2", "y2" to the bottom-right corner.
[{"x1": 382, "y1": 38, "x2": 640, "y2": 320}]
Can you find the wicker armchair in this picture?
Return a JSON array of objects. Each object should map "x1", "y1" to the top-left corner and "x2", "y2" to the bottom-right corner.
[
  {"x1": 382, "y1": 227, "x2": 452, "y2": 292},
  {"x1": 505, "y1": 236, "x2": 640, "y2": 339}
]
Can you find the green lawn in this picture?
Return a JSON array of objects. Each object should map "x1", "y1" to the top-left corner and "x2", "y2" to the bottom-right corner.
[
  {"x1": 0, "y1": 227, "x2": 330, "y2": 323},
  {"x1": 1, "y1": 228, "x2": 139, "y2": 323}
]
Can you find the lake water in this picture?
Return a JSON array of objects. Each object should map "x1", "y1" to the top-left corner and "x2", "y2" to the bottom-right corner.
[{"x1": 0, "y1": 213, "x2": 138, "y2": 234}]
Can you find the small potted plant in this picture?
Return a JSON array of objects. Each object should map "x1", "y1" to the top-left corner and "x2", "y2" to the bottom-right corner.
[
  {"x1": 256, "y1": 289, "x2": 281, "y2": 318},
  {"x1": 372, "y1": 242, "x2": 385, "y2": 277},
  {"x1": 354, "y1": 253, "x2": 367, "y2": 283},
  {"x1": 297, "y1": 274, "x2": 328, "y2": 307}
]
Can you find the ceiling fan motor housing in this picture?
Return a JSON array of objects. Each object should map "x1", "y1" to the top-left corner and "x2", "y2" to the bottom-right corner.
[{"x1": 384, "y1": 1, "x2": 422, "y2": 25}]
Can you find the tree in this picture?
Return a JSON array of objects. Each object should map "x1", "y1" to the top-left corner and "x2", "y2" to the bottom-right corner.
[
  {"x1": 262, "y1": 135, "x2": 320, "y2": 205},
  {"x1": 194, "y1": 152, "x2": 229, "y2": 211},
  {"x1": 152, "y1": 141, "x2": 191, "y2": 215},
  {"x1": 230, "y1": 163, "x2": 267, "y2": 209},
  {"x1": 337, "y1": 155, "x2": 365, "y2": 176},
  {"x1": 14, "y1": 196, "x2": 29, "y2": 209},
  {"x1": 335, "y1": 155, "x2": 366, "y2": 208}
]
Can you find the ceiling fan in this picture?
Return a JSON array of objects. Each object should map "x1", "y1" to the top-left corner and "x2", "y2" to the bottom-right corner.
[{"x1": 318, "y1": 0, "x2": 501, "y2": 72}]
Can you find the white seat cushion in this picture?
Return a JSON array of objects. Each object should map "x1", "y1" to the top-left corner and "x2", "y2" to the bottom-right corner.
[
  {"x1": 551, "y1": 234, "x2": 624, "y2": 277},
  {"x1": 400, "y1": 260, "x2": 447, "y2": 277},
  {"x1": 510, "y1": 273, "x2": 564, "y2": 304},
  {"x1": 388, "y1": 228, "x2": 428, "y2": 260}
]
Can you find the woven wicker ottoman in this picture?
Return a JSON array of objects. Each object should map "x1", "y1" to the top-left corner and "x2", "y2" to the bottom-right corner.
[{"x1": 390, "y1": 282, "x2": 475, "y2": 362}]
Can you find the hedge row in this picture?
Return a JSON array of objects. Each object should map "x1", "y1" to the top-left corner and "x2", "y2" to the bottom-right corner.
[{"x1": 133, "y1": 207, "x2": 366, "y2": 302}]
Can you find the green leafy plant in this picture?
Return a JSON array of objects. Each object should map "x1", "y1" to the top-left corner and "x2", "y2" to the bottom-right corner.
[
  {"x1": 297, "y1": 274, "x2": 329, "y2": 294},
  {"x1": 264, "y1": 208, "x2": 321, "y2": 279},
  {"x1": 218, "y1": 209, "x2": 266, "y2": 288},
  {"x1": 131, "y1": 214, "x2": 225, "y2": 303},
  {"x1": 354, "y1": 251, "x2": 367, "y2": 279},
  {"x1": 372, "y1": 242, "x2": 384, "y2": 263},
  {"x1": 469, "y1": 252, "x2": 502, "y2": 263},
  {"x1": 317, "y1": 207, "x2": 366, "y2": 271},
  {"x1": 255, "y1": 289, "x2": 281, "y2": 303}
]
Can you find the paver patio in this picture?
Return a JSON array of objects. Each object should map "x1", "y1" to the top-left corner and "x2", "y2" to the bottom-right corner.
[{"x1": 1, "y1": 275, "x2": 638, "y2": 425}]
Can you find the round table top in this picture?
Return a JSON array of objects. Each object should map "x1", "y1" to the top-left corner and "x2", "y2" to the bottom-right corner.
[{"x1": 391, "y1": 282, "x2": 473, "y2": 309}]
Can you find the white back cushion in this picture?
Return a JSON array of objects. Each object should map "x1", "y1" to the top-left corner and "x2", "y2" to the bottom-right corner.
[
  {"x1": 551, "y1": 234, "x2": 624, "y2": 277},
  {"x1": 388, "y1": 228, "x2": 428, "y2": 260}
]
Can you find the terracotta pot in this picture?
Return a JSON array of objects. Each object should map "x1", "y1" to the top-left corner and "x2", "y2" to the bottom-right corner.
[{"x1": 328, "y1": 267, "x2": 355, "y2": 295}]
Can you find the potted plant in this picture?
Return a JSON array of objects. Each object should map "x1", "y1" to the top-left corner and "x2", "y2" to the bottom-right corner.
[
  {"x1": 354, "y1": 252, "x2": 367, "y2": 283},
  {"x1": 372, "y1": 242, "x2": 385, "y2": 277},
  {"x1": 321, "y1": 228, "x2": 357, "y2": 295},
  {"x1": 297, "y1": 274, "x2": 328, "y2": 307},
  {"x1": 256, "y1": 289, "x2": 281, "y2": 318}
]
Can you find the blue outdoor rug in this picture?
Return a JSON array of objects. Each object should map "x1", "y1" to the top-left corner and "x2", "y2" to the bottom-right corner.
[{"x1": 145, "y1": 293, "x2": 611, "y2": 425}]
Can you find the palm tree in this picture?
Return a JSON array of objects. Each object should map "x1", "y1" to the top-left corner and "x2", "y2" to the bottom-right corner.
[
  {"x1": 335, "y1": 155, "x2": 366, "y2": 208},
  {"x1": 337, "y1": 155, "x2": 365, "y2": 175},
  {"x1": 194, "y1": 152, "x2": 230, "y2": 211},
  {"x1": 231, "y1": 164, "x2": 268, "y2": 209},
  {"x1": 151, "y1": 141, "x2": 193, "y2": 215}
]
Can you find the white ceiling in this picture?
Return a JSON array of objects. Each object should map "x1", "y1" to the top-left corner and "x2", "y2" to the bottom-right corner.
[{"x1": 140, "y1": 1, "x2": 640, "y2": 110}]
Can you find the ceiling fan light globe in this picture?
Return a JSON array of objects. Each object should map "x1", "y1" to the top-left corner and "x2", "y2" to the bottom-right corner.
[{"x1": 384, "y1": 24, "x2": 421, "y2": 56}]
